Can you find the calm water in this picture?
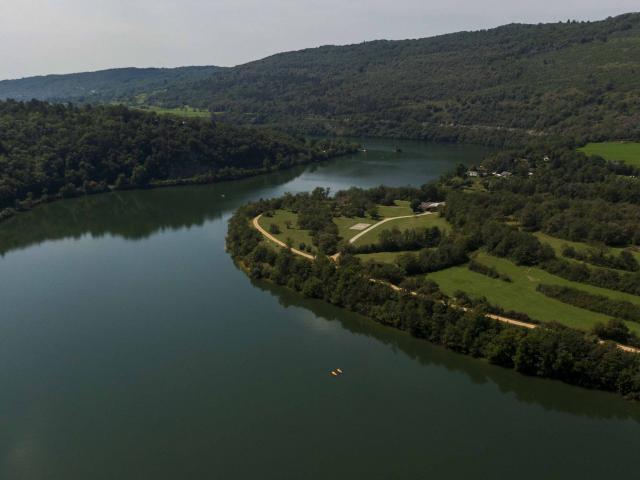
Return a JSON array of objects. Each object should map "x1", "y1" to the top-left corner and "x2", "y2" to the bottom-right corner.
[{"x1": 1, "y1": 139, "x2": 639, "y2": 479}]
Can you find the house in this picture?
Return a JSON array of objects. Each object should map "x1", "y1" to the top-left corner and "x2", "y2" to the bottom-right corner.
[
  {"x1": 494, "y1": 171, "x2": 512, "y2": 178},
  {"x1": 419, "y1": 201, "x2": 446, "y2": 212},
  {"x1": 467, "y1": 170, "x2": 479, "y2": 177}
]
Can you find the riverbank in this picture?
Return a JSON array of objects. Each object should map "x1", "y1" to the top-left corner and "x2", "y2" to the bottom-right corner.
[
  {"x1": 227, "y1": 188, "x2": 640, "y2": 400},
  {"x1": 252, "y1": 214, "x2": 640, "y2": 355},
  {"x1": 1, "y1": 147, "x2": 358, "y2": 227}
]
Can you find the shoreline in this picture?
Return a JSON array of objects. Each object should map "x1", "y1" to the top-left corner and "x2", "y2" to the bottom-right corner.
[{"x1": 251, "y1": 214, "x2": 640, "y2": 355}]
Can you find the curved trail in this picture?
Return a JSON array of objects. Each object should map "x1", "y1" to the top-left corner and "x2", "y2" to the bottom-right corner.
[
  {"x1": 252, "y1": 215, "x2": 639, "y2": 354},
  {"x1": 253, "y1": 214, "x2": 315, "y2": 260}
]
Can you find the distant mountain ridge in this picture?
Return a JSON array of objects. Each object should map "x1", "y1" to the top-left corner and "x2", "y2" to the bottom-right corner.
[
  {"x1": 0, "y1": 66, "x2": 222, "y2": 103},
  {"x1": 3, "y1": 13, "x2": 640, "y2": 145},
  {"x1": 151, "y1": 13, "x2": 640, "y2": 145}
]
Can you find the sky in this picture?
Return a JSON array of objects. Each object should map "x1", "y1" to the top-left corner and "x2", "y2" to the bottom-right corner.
[{"x1": 1, "y1": 0, "x2": 638, "y2": 80}]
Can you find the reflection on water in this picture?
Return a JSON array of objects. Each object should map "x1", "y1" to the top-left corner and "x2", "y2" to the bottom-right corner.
[
  {"x1": 0, "y1": 139, "x2": 490, "y2": 256},
  {"x1": 2, "y1": 139, "x2": 638, "y2": 479},
  {"x1": 0, "y1": 165, "x2": 307, "y2": 256},
  {"x1": 253, "y1": 278, "x2": 640, "y2": 422}
]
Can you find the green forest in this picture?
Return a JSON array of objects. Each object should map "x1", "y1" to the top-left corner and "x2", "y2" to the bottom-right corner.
[
  {"x1": 0, "y1": 66, "x2": 221, "y2": 103},
  {"x1": 0, "y1": 100, "x2": 356, "y2": 222},
  {"x1": 3, "y1": 14, "x2": 640, "y2": 147},
  {"x1": 153, "y1": 14, "x2": 640, "y2": 146}
]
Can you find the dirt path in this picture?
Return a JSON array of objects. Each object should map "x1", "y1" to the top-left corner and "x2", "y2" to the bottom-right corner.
[
  {"x1": 252, "y1": 214, "x2": 639, "y2": 354},
  {"x1": 253, "y1": 214, "x2": 315, "y2": 260},
  {"x1": 348, "y1": 212, "x2": 433, "y2": 245}
]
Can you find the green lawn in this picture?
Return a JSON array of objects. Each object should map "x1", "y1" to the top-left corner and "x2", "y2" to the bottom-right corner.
[
  {"x1": 535, "y1": 231, "x2": 640, "y2": 263},
  {"x1": 352, "y1": 214, "x2": 451, "y2": 246},
  {"x1": 427, "y1": 252, "x2": 640, "y2": 335},
  {"x1": 258, "y1": 210, "x2": 316, "y2": 253},
  {"x1": 334, "y1": 216, "x2": 372, "y2": 242},
  {"x1": 355, "y1": 251, "x2": 417, "y2": 264},
  {"x1": 578, "y1": 142, "x2": 640, "y2": 167},
  {"x1": 334, "y1": 200, "x2": 417, "y2": 242},
  {"x1": 377, "y1": 200, "x2": 414, "y2": 218},
  {"x1": 133, "y1": 105, "x2": 211, "y2": 118}
]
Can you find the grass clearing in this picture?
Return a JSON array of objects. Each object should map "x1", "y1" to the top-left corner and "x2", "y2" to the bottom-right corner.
[
  {"x1": 355, "y1": 251, "x2": 417, "y2": 264},
  {"x1": 578, "y1": 142, "x2": 640, "y2": 167},
  {"x1": 352, "y1": 214, "x2": 451, "y2": 246},
  {"x1": 334, "y1": 215, "x2": 371, "y2": 242},
  {"x1": 535, "y1": 232, "x2": 640, "y2": 263},
  {"x1": 334, "y1": 201, "x2": 418, "y2": 242},
  {"x1": 427, "y1": 251, "x2": 640, "y2": 335},
  {"x1": 258, "y1": 210, "x2": 316, "y2": 253},
  {"x1": 377, "y1": 200, "x2": 414, "y2": 218},
  {"x1": 133, "y1": 105, "x2": 211, "y2": 118}
]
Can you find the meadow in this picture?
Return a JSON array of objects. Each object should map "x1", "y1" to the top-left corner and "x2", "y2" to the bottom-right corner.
[
  {"x1": 132, "y1": 105, "x2": 211, "y2": 118},
  {"x1": 428, "y1": 252, "x2": 640, "y2": 334},
  {"x1": 578, "y1": 142, "x2": 640, "y2": 167},
  {"x1": 258, "y1": 210, "x2": 316, "y2": 252}
]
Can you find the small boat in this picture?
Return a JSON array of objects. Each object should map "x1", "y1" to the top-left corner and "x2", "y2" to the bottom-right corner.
[
  {"x1": 330, "y1": 368, "x2": 344, "y2": 376},
  {"x1": 336, "y1": 368, "x2": 343, "y2": 374}
]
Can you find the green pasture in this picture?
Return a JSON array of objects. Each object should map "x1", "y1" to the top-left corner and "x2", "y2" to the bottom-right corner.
[{"x1": 428, "y1": 252, "x2": 640, "y2": 334}]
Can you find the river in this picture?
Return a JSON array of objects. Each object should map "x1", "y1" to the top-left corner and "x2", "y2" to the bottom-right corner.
[{"x1": 0, "y1": 138, "x2": 639, "y2": 479}]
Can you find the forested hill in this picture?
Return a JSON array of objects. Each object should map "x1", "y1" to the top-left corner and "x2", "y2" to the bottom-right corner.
[
  {"x1": 152, "y1": 13, "x2": 640, "y2": 146},
  {"x1": 0, "y1": 100, "x2": 354, "y2": 221},
  {"x1": 5, "y1": 14, "x2": 640, "y2": 146},
  {"x1": 0, "y1": 66, "x2": 222, "y2": 103}
]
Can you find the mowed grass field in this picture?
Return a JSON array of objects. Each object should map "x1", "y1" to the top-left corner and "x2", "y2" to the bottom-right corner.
[
  {"x1": 258, "y1": 210, "x2": 316, "y2": 252},
  {"x1": 578, "y1": 142, "x2": 640, "y2": 167},
  {"x1": 352, "y1": 214, "x2": 451, "y2": 246},
  {"x1": 534, "y1": 232, "x2": 640, "y2": 263},
  {"x1": 377, "y1": 200, "x2": 414, "y2": 218},
  {"x1": 133, "y1": 105, "x2": 211, "y2": 118},
  {"x1": 355, "y1": 250, "x2": 417, "y2": 264},
  {"x1": 334, "y1": 200, "x2": 423, "y2": 242},
  {"x1": 427, "y1": 252, "x2": 640, "y2": 335},
  {"x1": 334, "y1": 216, "x2": 373, "y2": 242}
]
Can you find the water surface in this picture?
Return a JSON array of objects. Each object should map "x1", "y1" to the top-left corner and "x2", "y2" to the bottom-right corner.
[{"x1": 1, "y1": 140, "x2": 639, "y2": 479}]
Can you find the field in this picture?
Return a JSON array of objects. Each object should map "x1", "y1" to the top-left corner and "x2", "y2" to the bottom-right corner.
[
  {"x1": 259, "y1": 201, "x2": 445, "y2": 251},
  {"x1": 534, "y1": 231, "x2": 640, "y2": 263},
  {"x1": 258, "y1": 210, "x2": 316, "y2": 252},
  {"x1": 333, "y1": 216, "x2": 373, "y2": 242},
  {"x1": 355, "y1": 251, "x2": 416, "y2": 264},
  {"x1": 578, "y1": 142, "x2": 640, "y2": 167},
  {"x1": 376, "y1": 200, "x2": 414, "y2": 218},
  {"x1": 428, "y1": 252, "x2": 640, "y2": 335},
  {"x1": 334, "y1": 201, "x2": 424, "y2": 242},
  {"x1": 132, "y1": 105, "x2": 211, "y2": 118},
  {"x1": 351, "y1": 214, "x2": 451, "y2": 246}
]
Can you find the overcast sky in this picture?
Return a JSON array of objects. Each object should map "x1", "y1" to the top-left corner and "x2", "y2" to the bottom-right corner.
[{"x1": 1, "y1": 0, "x2": 638, "y2": 80}]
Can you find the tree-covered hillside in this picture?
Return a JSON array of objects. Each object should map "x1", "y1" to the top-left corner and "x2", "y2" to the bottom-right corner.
[
  {"x1": 0, "y1": 66, "x2": 222, "y2": 103},
  {"x1": 153, "y1": 13, "x2": 640, "y2": 146},
  {"x1": 0, "y1": 100, "x2": 355, "y2": 221},
  {"x1": 4, "y1": 14, "x2": 639, "y2": 146}
]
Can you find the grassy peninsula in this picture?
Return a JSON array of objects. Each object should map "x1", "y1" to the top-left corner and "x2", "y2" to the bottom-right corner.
[{"x1": 227, "y1": 144, "x2": 640, "y2": 398}]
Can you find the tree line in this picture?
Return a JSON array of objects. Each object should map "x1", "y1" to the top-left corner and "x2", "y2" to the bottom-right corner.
[{"x1": 0, "y1": 100, "x2": 357, "y2": 222}]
